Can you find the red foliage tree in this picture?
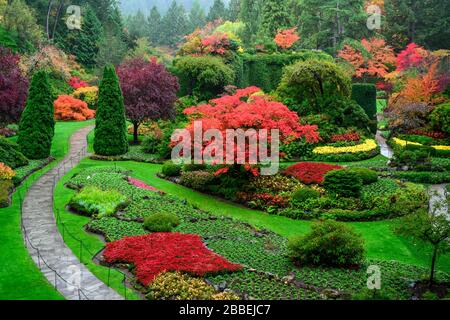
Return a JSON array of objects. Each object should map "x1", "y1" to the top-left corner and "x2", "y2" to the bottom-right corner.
[
  {"x1": 0, "y1": 47, "x2": 29, "y2": 125},
  {"x1": 117, "y1": 57, "x2": 180, "y2": 144},
  {"x1": 338, "y1": 38, "x2": 396, "y2": 79},
  {"x1": 396, "y1": 43, "x2": 427, "y2": 72},
  {"x1": 54, "y1": 95, "x2": 95, "y2": 121},
  {"x1": 181, "y1": 87, "x2": 320, "y2": 173},
  {"x1": 103, "y1": 233, "x2": 242, "y2": 285},
  {"x1": 274, "y1": 28, "x2": 300, "y2": 49},
  {"x1": 69, "y1": 76, "x2": 88, "y2": 89}
]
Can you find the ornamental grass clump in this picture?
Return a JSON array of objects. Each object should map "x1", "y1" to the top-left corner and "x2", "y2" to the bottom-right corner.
[
  {"x1": 69, "y1": 186, "x2": 128, "y2": 217},
  {"x1": 144, "y1": 212, "x2": 180, "y2": 232}
]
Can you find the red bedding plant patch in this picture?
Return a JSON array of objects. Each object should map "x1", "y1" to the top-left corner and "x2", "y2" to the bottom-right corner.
[
  {"x1": 408, "y1": 129, "x2": 447, "y2": 139},
  {"x1": 284, "y1": 162, "x2": 343, "y2": 185},
  {"x1": 103, "y1": 233, "x2": 242, "y2": 285},
  {"x1": 127, "y1": 177, "x2": 163, "y2": 193},
  {"x1": 331, "y1": 133, "x2": 361, "y2": 142}
]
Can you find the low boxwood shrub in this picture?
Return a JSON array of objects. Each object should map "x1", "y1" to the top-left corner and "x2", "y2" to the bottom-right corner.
[
  {"x1": 323, "y1": 170, "x2": 363, "y2": 198},
  {"x1": 69, "y1": 186, "x2": 128, "y2": 217},
  {"x1": 161, "y1": 161, "x2": 182, "y2": 177},
  {"x1": 387, "y1": 171, "x2": 450, "y2": 184},
  {"x1": 288, "y1": 220, "x2": 365, "y2": 267},
  {"x1": 291, "y1": 187, "x2": 321, "y2": 203},
  {"x1": 346, "y1": 168, "x2": 378, "y2": 185},
  {"x1": 180, "y1": 171, "x2": 215, "y2": 192},
  {"x1": 143, "y1": 212, "x2": 180, "y2": 232},
  {"x1": 0, "y1": 137, "x2": 29, "y2": 169}
]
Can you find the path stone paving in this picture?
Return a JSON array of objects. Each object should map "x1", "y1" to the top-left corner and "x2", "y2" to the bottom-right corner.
[{"x1": 21, "y1": 126, "x2": 123, "y2": 300}]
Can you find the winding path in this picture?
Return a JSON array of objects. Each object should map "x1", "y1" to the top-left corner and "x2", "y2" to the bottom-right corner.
[{"x1": 21, "y1": 126, "x2": 123, "y2": 300}]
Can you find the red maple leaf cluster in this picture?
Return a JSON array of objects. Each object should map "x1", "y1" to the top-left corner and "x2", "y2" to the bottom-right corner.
[
  {"x1": 69, "y1": 76, "x2": 88, "y2": 89},
  {"x1": 331, "y1": 133, "x2": 361, "y2": 142},
  {"x1": 201, "y1": 32, "x2": 230, "y2": 55},
  {"x1": 284, "y1": 162, "x2": 343, "y2": 185},
  {"x1": 103, "y1": 233, "x2": 242, "y2": 286},
  {"x1": 54, "y1": 95, "x2": 95, "y2": 121},
  {"x1": 396, "y1": 43, "x2": 426, "y2": 72}
]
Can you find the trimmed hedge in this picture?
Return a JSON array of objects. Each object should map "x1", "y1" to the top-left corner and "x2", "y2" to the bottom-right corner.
[
  {"x1": 312, "y1": 147, "x2": 380, "y2": 162},
  {"x1": 351, "y1": 83, "x2": 377, "y2": 121},
  {"x1": 0, "y1": 137, "x2": 28, "y2": 169},
  {"x1": 234, "y1": 51, "x2": 333, "y2": 92},
  {"x1": 384, "y1": 171, "x2": 450, "y2": 184}
]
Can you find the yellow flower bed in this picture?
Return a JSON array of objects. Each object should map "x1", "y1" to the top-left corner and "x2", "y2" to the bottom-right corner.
[
  {"x1": 392, "y1": 138, "x2": 450, "y2": 151},
  {"x1": 313, "y1": 139, "x2": 378, "y2": 155}
]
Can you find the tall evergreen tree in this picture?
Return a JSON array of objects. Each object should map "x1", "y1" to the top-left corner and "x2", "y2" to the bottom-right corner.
[
  {"x1": 161, "y1": 1, "x2": 189, "y2": 47},
  {"x1": 126, "y1": 9, "x2": 148, "y2": 40},
  {"x1": 189, "y1": 0, "x2": 206, "y2": 32},
  {"x1": 17, "y1": 71, "x2": 55, "y2": 159},
  {"x1": 148, "y1": 6, "x2": 162, "y2": 44},
  {"x1": 94, "y1": 65, "x2": 128, "y2": 156},
  {"x1": 95, "y1": 31, "x2": 127, "y2": 69},
  {"x1": 228, "y1": 0, "x2": 241, "y2": 22},
  {"x1": 240, "y1": 0, "x2": 262, "y2": 46},
  {"x1": 56, "y1": 4, "x2": 103, "y2": 67},
  {"x1": 207, "y1": 0, "x2": 228, "y2": 22},
  {"x1": 259, "y1": 0, "x2": 292, "y2": 38}
]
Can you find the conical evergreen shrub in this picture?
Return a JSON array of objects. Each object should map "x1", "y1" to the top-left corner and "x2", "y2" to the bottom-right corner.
[
  {"x1": 94, "y1": 65, "x2": 128, "y2": 156},
  {"x1": 17, "y1": 71, "x2": 55, "y2": 159}
]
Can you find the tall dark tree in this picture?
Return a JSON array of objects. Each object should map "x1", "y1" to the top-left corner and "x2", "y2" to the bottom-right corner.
[
  {"x1": 0, "y1": 47, "x2": 29, "y2": 125},
  {"x1": 161, "y1": 1, "x2": 189, "y2": 47},
  {"x1": 240, "y1": 0, "x2": 262, "y2": 46},
  {"x1": 126, "y1": 9, "x2": 148, "y2": 40},
  {"x1": 94, "y1": 65, "x2": 128, "y2": 156},
  {"x1": 117, "y1": 58, "x2": 179, "y2": 144},
  {"x1": 189, "y1": 0, "x2": 206, "y2": 32},
  {"x1": 207, "y1": 0, "x2": 227, "y2": 22},
  {"x1": 147, "y1": 5, "x2": 162, "y2": 45},
  {"x1": 259, "y1": 0, "x2": 292, "y2": 38},
  {"x1": 228, "y1": 0, "x2": 241, "y2": 21},
  {"x1": 56, "y1": 4, "x2": 103, "y2": 67},
  {"x1": 17, "y1": 70, "x2": 55, "y2": 159}
]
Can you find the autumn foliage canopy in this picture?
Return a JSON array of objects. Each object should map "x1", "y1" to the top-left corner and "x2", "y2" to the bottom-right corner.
[
  {"x1": 54, "y1": 95, "x2": 95, "y2": 121},
  {"x1": 274, "y1": 28, "x2": 300, "y2": 49}
]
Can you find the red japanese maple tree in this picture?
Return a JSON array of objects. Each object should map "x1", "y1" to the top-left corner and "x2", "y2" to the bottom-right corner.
[
  {"x1": 274, "y1": 28, "x2": 300, "y2": 50},
  {"x1": 284, "y1": 162, "x2": 343, "y2": 185},
  {"x1": 396, "y1": 43, "x2": 427, "y2": 72},
  {"x1": 338, "y1": 38, "x2": 396, "y2": 79}
]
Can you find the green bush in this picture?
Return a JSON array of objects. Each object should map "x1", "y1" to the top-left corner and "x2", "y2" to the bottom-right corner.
[
  {"x1": 389, "y1": 171, "x2": 450, "y2": 184},
  {"x1": 288, "y1": 220, "x2": 365, "y2": 267},
  {"x1": 276, "y1": 59, "x2": 351, "y2": 115},
  {"x1": 17, "y1": 71, "x2": 55, "y2": 159},
  {"x1": 173, "y1": 56, "x2": 234, "y2": 101},
  {"x1": 430, "y1": 102, "x2": 450, "y2": 134},
  {"x1": 346, "y1": 168, "x2": 378, "y2": 185},
  {"x1": 94, "y1": 65, "x2": 128, "y2": 156},
  {"x1": 351, "y1": 83, "x2": 377, "y2": 121},
  {"x1": 143, "y1": 212, "x2": 180, "y2": 232},
  {"x1": 69, "y1": 186, "x2": 128, "y2": 217},
  {"x1": 0, "y1": 179, "x2": 13, "y2": 208},
  {"x1": 0, "y1": 137, "x2": 28, "y2": 169},
  {"x1": 162, "y1": 161, "x2": 182, "y2": 177},
  {"x1": 141, "y1": 133, "x2": 161, "y2": 154},
  {"x1": 323, "y1": 170, "x2": 363, "y2": 198},
  {"x1": 291, "y1": 187, "x2": 321, "y2": 203},
  {"x1": 236, "y1": 51, "x2": 333, "y2": 92},
  {"x1": 180, "y1": 171, "x2": 215, "y2": 192},
  {"x1": 183, "y1": 163, "x2": 207, "y2": 172}
]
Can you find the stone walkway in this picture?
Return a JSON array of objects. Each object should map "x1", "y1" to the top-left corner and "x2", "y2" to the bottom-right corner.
[
  {"x1": 21, "y1": 126, "x2": 123, "y2": 300},
  {"x1": 376, "y1": 114, "x2": 394, "y2": 159}
]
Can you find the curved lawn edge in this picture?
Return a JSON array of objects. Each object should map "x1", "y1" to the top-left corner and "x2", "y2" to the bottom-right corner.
[
  {"x1": 0, "y1": 121, "x2": 94, "y2": 300},
  {"x1": 56, "y1": 159, "x2": 449, "y2": 274}
]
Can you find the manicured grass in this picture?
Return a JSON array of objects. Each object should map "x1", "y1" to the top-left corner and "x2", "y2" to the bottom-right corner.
[
  {"x1": 60, "y1": 159, "x2": 449, "y2": 274},
  {"x1": 0, "y1": 120, "x2": 93, "y2": 300}
]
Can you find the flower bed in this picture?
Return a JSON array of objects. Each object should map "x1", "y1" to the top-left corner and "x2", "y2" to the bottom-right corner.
[
  {"x1": 128, "y1": 177, "x2": 161, "y2": 193},
  {"x1": 312, "y1": 139, "x2": 380, "y2": 162},
  {"x1": 391, "y1": 137, "x2": 450, "y2": 157},
  {"x1": 331, "y1": 133, "x2": 361, "y2": 142},
  {"x1": 103, "y1": 233, "x2": 243, "y2": 285},
  {"x1": 68, "y1": 186, "x2": 128, "y2": 217},
  {"x1": 283, "y1": 162, "x2": 343, "y2": 185}
]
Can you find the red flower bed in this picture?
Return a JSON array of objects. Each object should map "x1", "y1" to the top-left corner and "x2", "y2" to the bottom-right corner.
[
  {"x1": 127, "y1": 177, "x2": 162, "y2": 193},
  {"x1": 408, "y1": 129, "x2": 447, "y2": 139},
  {"x1": 331, "y1": 133, "x2": 361, "y2": 142},
  {"x1": 103, "y1": 233, "x2": 242, "y2": 285},
  {"x1": 284, "y1": 162, "x2": 343, "y2": 185},
  {"x1": 237, "y1": 192, "x2": 289, "y2": 209}
]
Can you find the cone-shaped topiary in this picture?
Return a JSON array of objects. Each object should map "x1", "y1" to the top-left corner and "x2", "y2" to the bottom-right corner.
[
  {"x1": 17, "y1": 70, "x2": 55, "y2": 159},
  {"x1": 94, "y1": 65, "x2": 128, "y2": 156}
]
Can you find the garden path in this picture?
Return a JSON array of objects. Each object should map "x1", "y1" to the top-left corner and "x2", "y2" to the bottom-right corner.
[
  {"x1": 376, "y1": 114, "x2": 394, "y2": 159},
  {"x1": 21, "y1": 126, "x2": 123, "y2": 300}
]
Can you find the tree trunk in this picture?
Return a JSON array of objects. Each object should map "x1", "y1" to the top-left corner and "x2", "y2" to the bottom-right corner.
[
  {"x1": 429, "y1": 246, "x2": 438, "y2": 288},
  {"x1": 46, "y1": 0, "x2": 54, "y2": 40},
  {"x1": 133, "y1": 123, "x2": 139, "y2": 145}
]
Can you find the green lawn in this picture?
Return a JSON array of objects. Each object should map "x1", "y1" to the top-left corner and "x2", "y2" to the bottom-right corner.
[
  {"x1": 0, "y1": 120, "x2": 93, "y2": 300},
  {"x1": 57, "y1": 159, "x2": 449, "y2": 275}
]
